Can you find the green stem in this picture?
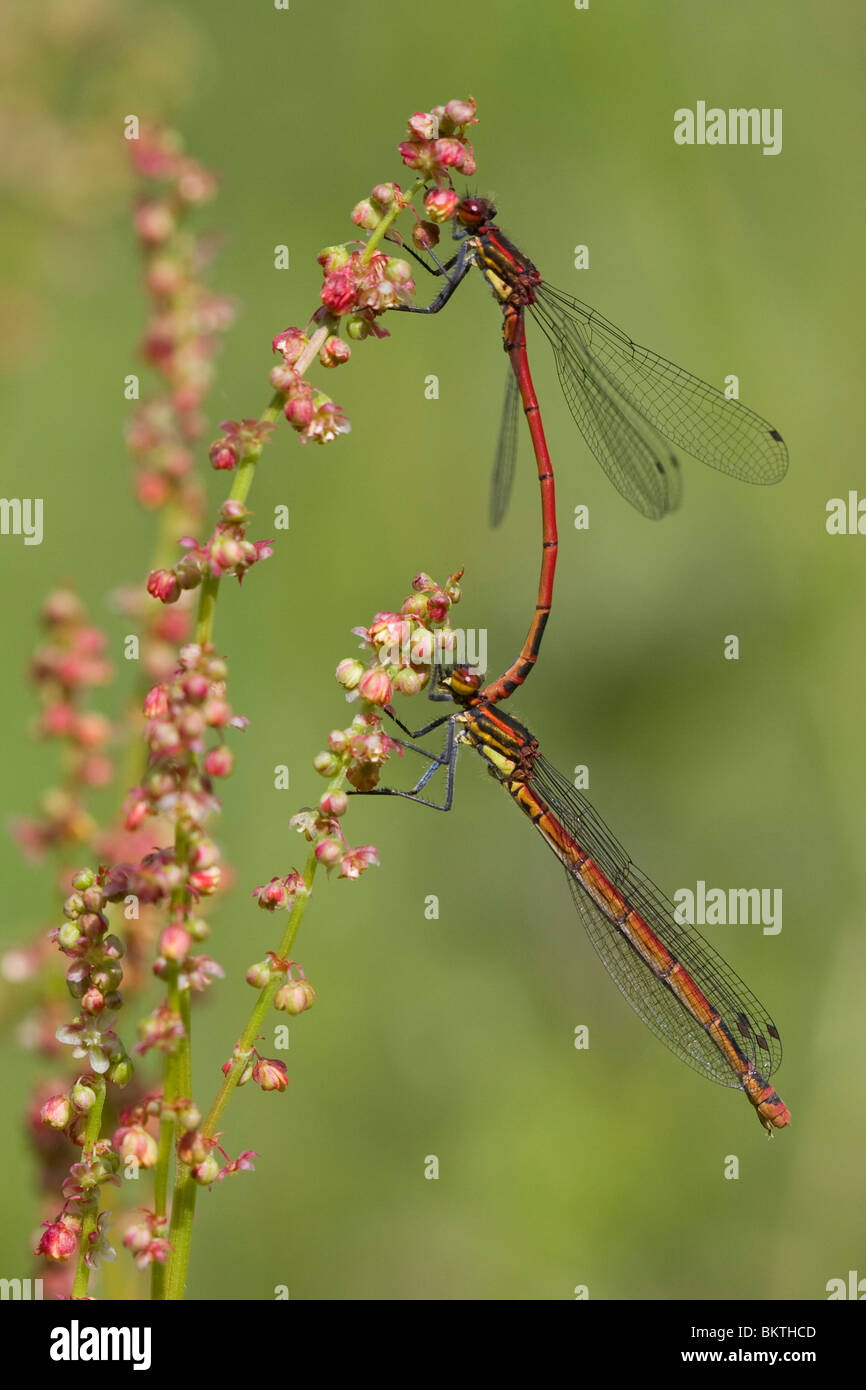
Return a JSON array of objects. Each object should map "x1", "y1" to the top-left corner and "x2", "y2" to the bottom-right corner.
[
  {"x1": 163, "y1": 1171, "x2": 197, "y2": 1300},
  {"x1": 194, "y1": 350, "x2": 323, "y2": 650},
  {"x1": 202, "y1": 822, "x2": 329, "y2": 1139},
  {"x1": 363, "y1": 177, "x2": 426, "y2": 260},
  {"x1": 150, "y1": 972, "x2": 183, "y2": 1300},
  {"x1": 70, "y1": 1077, "x2": 107, "y2": 1300},
  {"x1": 152, "y1": 811, "x2": 193, "y2": 1299}
]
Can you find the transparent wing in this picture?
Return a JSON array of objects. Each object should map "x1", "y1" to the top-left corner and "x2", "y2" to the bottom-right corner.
[
  {"x1": 532, "y1": 282, "x2": 787, "y2": 518},
  {"x1": 527, "y1": 751, "x2": 783, "y2": 1085},
  {"x1": 489, "y1": 367, "x2": 520, "y2": 527}
]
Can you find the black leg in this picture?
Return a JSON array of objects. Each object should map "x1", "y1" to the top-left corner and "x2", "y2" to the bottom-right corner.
[
  {"x1": 350, "y1": 718, "x2": 460, "y2": 811},
  {"x1": 383, "y1": 706, "x2": 453, "y2": 741},
  {"x1": 393, "y1": 244, "x2": 472, "y2": 314},
  {"x1": 388, "y1": 237, "x2": 459, "y2": 280}
]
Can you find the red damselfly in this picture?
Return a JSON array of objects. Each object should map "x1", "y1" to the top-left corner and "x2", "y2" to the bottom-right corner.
[
  {"x1": 399, "y1": 196, "x2": 788, "y2": 521},
  {"x1": 396, "y1": 199, "x2": 788, "y2": 703},
  {"x1": 372, "y1": 667, "x2": 789, "y2": 1134}
]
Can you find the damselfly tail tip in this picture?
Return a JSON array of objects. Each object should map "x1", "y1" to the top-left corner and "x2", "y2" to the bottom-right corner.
[
  {"x1": 758, "y1": 1097, "x2": 791, "y2": 1136},
  {"x1": 744, "y1": 1069, "x2": 790, "y2": 1134}
]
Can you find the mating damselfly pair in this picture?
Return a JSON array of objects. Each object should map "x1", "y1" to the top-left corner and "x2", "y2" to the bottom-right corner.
[{"x1": 353, "y1": 177, "x2": 788, "y2": 1131}]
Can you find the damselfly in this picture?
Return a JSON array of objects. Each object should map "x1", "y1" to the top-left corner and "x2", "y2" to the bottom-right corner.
[
  {"x1": 371, "y1": 666, "x2": 790, "y2": 1134},
  {"x1": 396, "y1": 197, "x2": 788, "y2": 701}
]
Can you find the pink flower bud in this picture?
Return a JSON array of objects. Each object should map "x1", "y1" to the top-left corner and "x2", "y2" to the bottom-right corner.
[
  {"x1": 367, "y1": 611, "x2": 410, "y2": 645},
  {"x1": 433, "y1": 137, "x2": 466, "y2": 169},
  {"x1": 272, "y1": 327, "x2": 308, "y2": 363},
  {"x1": 319, "y1": 335, "x2": 351, "y2": 368},
  {"x1": 175, "y1": 558, "x2": 202, "y2": 591},
  {"x1": 316, "y1": 246, "x2": 351, "y2": 274},
  {"x1": 144, "y1": 684, "x2": 169, "y2": 719},
  {"x1": 41, "y1": 1095, "x2": 72, "y2": 1129},
  {"x1": 407, "y1": 111, "x2": 438, "y2": 140},
  {"x1": 134, "y1": 200, "x2": 175, "y2": 245},
  {"x1": 253, "y1": 877, "x2": 289, "y2": 910},
  {"x1": 351, "y1": 200, "x2": 379, "y2": 231},
  {"x1": 320, "y1": 270, "x2": 358, "y2": 315},
  {"x1": 147, "y1": 569, "x2": 181, "y2": 604},
  {"x1": 315, "y1": 838, "x2": 342, "y2": 868},
  {"x1": 203, "y1": 697, "x2": 232, "y2": 727},
  {"x1": 80, "y1": 987, "x2": 105, "y2": 1015},
  {"x1": 459, "y1": 142, "x2": 477, "y2": 176},
  {"x1": 204, "y1": 745, "x2": 234, "y2": 777},
  {"x1": 284, "y1": 389, "x2": 315, "y2": 429},
  {"x1": 177, "y1": 1103, "x2": 201, "y2": 1131},
  {"x1": 178, "y1": 708, "x2": 205, "y2": 741},
  {"x1": 178, "y1": 1130, "x2": 210, "y2": 1166},
  {"x1": 209, "y1": 440, "x2": 238, "y2": 470},
  {"x1": 424, "y1": 188, "x2": 460, "y2": 224},
  {"x1": 146, "y1": 256, "x2": 184, "y2": 295},
  {"x1": 397, "y1": 136, "x2": 428, "y2": 167},
  {"x1": 384, "y1": 258, "x2": 413, "y2": 285},
  {"x1": 189, "y1": 866, "x2": 221, "y2": 895},
  {"x1": 114, "y1": 1125, "x2": 158, "y2": 1167},
  {"x1": 124, "y1": 792, "x2": 149, "y2": 832},
  {"x1": 410, "y1": 628, "x2": 434, "y2": 665},
  {"x1": 192, "y1": 1155, "x2": 221, "y2": 1185},
  {"x1": 444, "y1": 97, "x2": 477, "y2": 127},
  {"x1": 36, "y1": 1219, "x2": 79, "y2": 1262},
  {"x1": 274, "y1": 979, "x2": 316, "y2": 1015},
  {"x1": 57, "y1": 922, "x2": 82, "y2": 952},
  {"x1": 391, "y1": 666, "x2": 429, "y2": 697},
  {"x1": 160, "y1": 925, "x2": 192, "y2": 961},
  {"x1": 71, "y1": 1079, "x2": 97, "y2": 1111},
  {"x1": 313, "y1": 751, "x2": 339, "y2": 777},
  {"x1": 246, "y1": 959, "x2": 273, "y2": 987},
  {"x1": 370, "y1": 183, "x2": 398, "y2": 210},
  {"x1": 358, "y1": 667, "x2": 393, "y2": 705},
  {"x1": 270, "y1": 364, "x2": 300, "y2": 393},
  {"x1": 335, "y1": 658, "x2": 364, "y2": 690},
  {"x1": 252, "y1": 1057, "x2": 289, "y2": 1091}
]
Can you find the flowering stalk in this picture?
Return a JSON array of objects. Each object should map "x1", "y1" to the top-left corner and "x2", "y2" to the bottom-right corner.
[
  {"x1": 11, "y1": 591, "x2": 114, "y2": 866},
  {"x1": 150, "y1": 105, "x2": 481, "y2": 1297},
  {"x1": 15, "y1": 96, "x2": 482, "y2": 1301},
  {"x1": 161, "y1": 567, "x2": 465, "y2": 1298}
]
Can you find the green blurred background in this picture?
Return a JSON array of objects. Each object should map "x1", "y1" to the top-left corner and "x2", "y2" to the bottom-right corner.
[{"x1": 1, "y1": 0, "x2": 863, "y2": 1300}]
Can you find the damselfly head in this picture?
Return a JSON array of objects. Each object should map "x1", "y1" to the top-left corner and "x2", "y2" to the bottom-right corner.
[
  {"x1": 437, "y1": 664, "x2": 485, "y2": 702},
  {"x1": 456, "y1": 196, "x2": 496, "y2": 230}
]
